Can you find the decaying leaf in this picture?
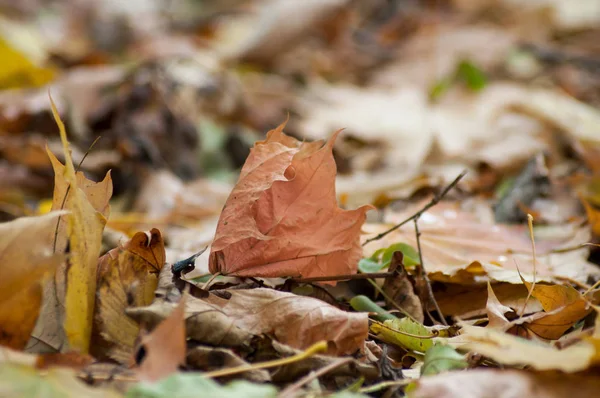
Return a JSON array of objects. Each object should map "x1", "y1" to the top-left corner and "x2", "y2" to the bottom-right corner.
[
  {"x1": 29, "y1": 98, "x2": 112, "y2": 354},
  {"x1": 0, "y1": 212, "x2": 65, "y2": 350},
  {"x1": 459, "y1": 324, "x2": 595, "y2": 372},
  {"x1": 382, "y1": 252, "x2": 424, "y2": 323},
  {"x1": 129, "y1": 288, "x2": 368, "y2": 356},
  {"x1": 486, "y1": 282, "x2": 512, "y2": 329},
  {"x1": 364, "y1": 200, "x2": 599, "y2": 284},
  {"x1": 92, "y1": 228, "x2": 165, "y2": 363},
  {"x1": 136, "y1": 295, "x2": 186, "y2": 382},
  {"x1": 209, "y1": 122, "x2": 371, "y2": 281}
]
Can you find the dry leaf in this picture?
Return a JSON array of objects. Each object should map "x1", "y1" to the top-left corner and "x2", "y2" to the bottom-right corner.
[
  {"x1": 486, "y1": 282, "x2": 513, "y2": 330},
  {"x1": 0, "y1": 212, "x2": 65, "y2": 349},
  {"x1": 136, "y1": 296, "x2": 186, "y2": 382},
  {"x1": 92, "y1": 229, "x2": 165, "y2": 363},
  {"x1": 209, "y1": 122, "x2": 371, "y2": 281},
  {"x1": 435, "y1": 283, "x2": 539, "y2": 319},
  {"x1": 28, "y1": 98, "x2": 112, "y2": 354},
  {"x1": 524, "y1": 282, "x2": 591, "y2": 340},
  {"x1": 204, "y1": 288, "x2": 368, "y2": 355},
  {"x1": 411, "y1": 369, "x2": 600, "y2": 398},
  {"x1": 458, "y1": 324, "x2": 595, "y2": 372},
  {"x1": 364, "y1": 200, "x2": 599, "y2": 284},
  {"x1": 382, "y1": 252, "x2": 424, "y2": 323},
  {"x1": 129, "y1": 288, "x2": 368, "y2": 356}
]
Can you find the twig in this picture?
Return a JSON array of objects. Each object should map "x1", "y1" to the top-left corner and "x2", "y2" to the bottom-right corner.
[
  {"x1": 358, "y1": 379, "x2": 411, "y2": 394},
  {"x1": 414, "y1": 218, "x2": 447, "y2": 326},
  {"x1": 362, "y1": 170, "x2": 467, "y2": 246},
  {"x1": 292, "y1": 272, "x2": 395, "y2": 283},
  {"x1": 278, "y1": 357, "x2": 354, "y2": 398}
]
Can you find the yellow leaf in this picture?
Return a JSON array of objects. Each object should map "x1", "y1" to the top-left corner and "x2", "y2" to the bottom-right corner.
[
  {"x1": 0, "y1": 35, "x2": 54, "y2": 89},
  {"x1": 47, "y1": 96, "x2": 112, "y2": 354},
  {"x1": 370, "y1": 318, "x2": 435, "y2": 353},
  {"x1": 524, "y1": 282, "x2": 591, "y2": 340},
  {"x1": 460, "y1": 324, "x2": 594, "y2": 372}
]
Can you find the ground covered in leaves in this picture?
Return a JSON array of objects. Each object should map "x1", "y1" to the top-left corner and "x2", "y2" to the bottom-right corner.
[{"x1": 1, "y1": 0, "x2": 600, "y2": 397}]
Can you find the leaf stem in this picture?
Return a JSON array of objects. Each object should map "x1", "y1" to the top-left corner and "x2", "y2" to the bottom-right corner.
[{"x1": 203, "y1": 341, "x2": 328, "y2": 378}]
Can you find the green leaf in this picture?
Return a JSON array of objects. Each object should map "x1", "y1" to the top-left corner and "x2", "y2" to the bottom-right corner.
[
  {"x1": 126, "y1": 373, "x2": 277, "y2": 398},
  {"x1": 382, "y1": 243, "x2": 420, "y2": 268},
  {"x1": 350, "y1": 295, "x2": 397, "y2": 322},
  {"x1": 421, "y1": 344, "x2": 468, "y2": 376},
  {"x1": 0, "y1": 364, "x2": 120, "y2": 398},
  {"x1": 370, "y1": 318, "x2": 434, "y2": 353},
  {"x1": 358, "y1": 257, "x2": 385, "y2": 273},
  {"x1": 456, "y1": 60, "x2": 487, "y2": 91},
  {"x1": 359, "y1": 243, "x2": 420, "y2": 273},
  {"x1": 428, "y1": 77, "x2": 454, "y2": 101}
]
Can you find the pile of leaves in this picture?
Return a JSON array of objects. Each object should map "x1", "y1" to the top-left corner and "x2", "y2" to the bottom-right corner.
[{"x1": 2, "y1": 0, "x2": 600, "y2": 397}]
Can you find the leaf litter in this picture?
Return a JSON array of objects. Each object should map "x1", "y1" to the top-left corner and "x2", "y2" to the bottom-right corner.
[{"x1": 1, "y1": 1, "x2": 600, "y2": 397}]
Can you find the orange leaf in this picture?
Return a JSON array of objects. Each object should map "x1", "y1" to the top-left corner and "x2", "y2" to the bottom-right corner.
[{"x1": 209, "y1": 122, "x2": 372, "y2": 280}]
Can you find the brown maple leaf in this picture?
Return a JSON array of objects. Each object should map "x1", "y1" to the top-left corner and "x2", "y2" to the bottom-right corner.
[{"x1": 209, "y1": 122, "x2": 372, "y2": 280}]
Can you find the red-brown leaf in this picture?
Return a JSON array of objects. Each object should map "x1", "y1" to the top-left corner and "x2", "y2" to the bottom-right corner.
[{"x1": 209, "y1": 122, "x2": 372, "y2": 280}]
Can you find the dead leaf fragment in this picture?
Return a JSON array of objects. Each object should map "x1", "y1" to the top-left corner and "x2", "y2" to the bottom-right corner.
[
  {"x1": 92, "y1": 228, "x2": 165, "y2": 363},
  {"x1": 0, "y1": 212, "x2": 65, "y2": 350},
  {"x1": 459, "y1": 324, "x2": 594, "y2": 372},
  {"x1": 486, "y1": 282, "x2": 512, "y2": 330},
  {"x1": 136, "y1": 296, "x2": 186, "y2": 382},
  {"x1": 209, "y1": 122, "x2": 372, "y2": 281}
]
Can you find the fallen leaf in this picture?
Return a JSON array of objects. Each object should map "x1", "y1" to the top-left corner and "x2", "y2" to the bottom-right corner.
[
  {"x1": 209, "y1": 122, "x2": 372, "y2": 281},
  {"x1": 371, "y1": 318, "x2": 434, "y2": 353},
  {"x1": 421, "y1": 344, "x2": 468, "y2": 376},
  {"x1": 486, "y1": 282, "x2": 513, "y2": 329},
  {"x1": 29, "y1": 98, "x2": 112, "y2": 354},
  {"x1": 0, "y1": 212, "x2": 65, "y2": 349},
  {"x1": 382, "y1": 252, "x2": 424, "y2": 323},
  {"x1": 435, "y1": 283, "x2": 538, "y2": 319},
  {"x1": 410, "y1": 369, "x2": 600, "y2": 398},
  {"x1": 524, "y1": 282, "x2": 591, "y2": 340},
  {"x1": 458, "y1": 324, "x2": 595, "y2": 372},
  {"x1": 129, "y1": 288, "x2": 368, "y2": 356},
  {"x1": 92, "y1": 229, "x2": 166, "y2": 363},
  {"x1": 364, "y1": 200, "x2": 599, "y2": 284},
  {"x1": 136, "y1": 296, "x2": 186, "y2": 382}
]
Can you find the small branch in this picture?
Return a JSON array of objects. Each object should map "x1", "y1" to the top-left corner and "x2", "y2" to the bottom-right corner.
[
  {"x1": 278, "y1": 357, "x2": 354, "y2": 398},
  {"x1": 414, "y1": 219, "x2": 447, "y2": 326},
  {"x1": 362, "y1": 170, "x2": 467, "y2": 247},
  {"x1": 292, "y1": 272, "x2": 395, "y2": 283}
]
